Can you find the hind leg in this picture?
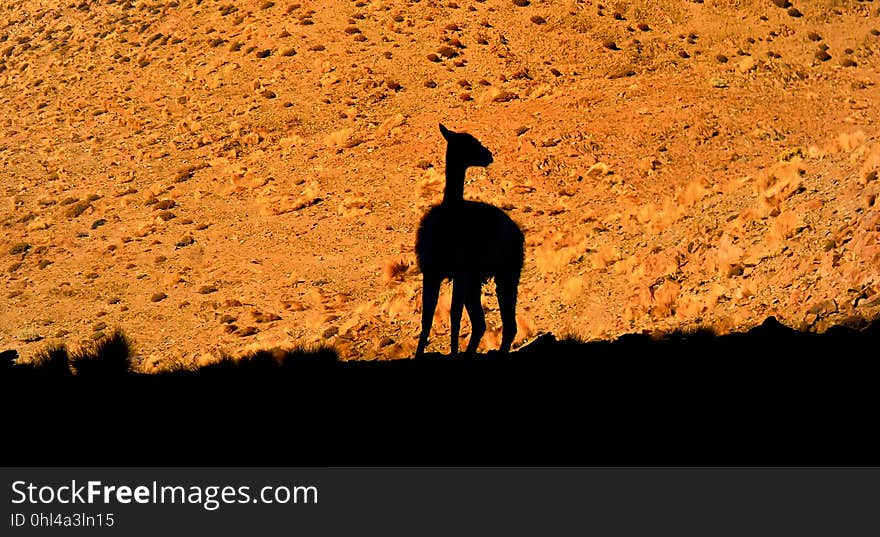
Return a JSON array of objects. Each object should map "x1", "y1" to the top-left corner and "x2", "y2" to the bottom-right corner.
[
  {"x1": 496, "y1": 273, "x2": 520, "y2": 353},
  {"x1": 449, "y1": 276, "x2": 469, "y2": 356},
  {"x1": 416, "y1": 274, "x2": 441, "y2": 358},
  {"x1": 464, "y1": 280, "x2": 486, "y2": 355}
]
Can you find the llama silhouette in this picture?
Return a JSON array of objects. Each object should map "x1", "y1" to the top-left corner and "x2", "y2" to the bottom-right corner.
[{"x1": 415, "y1": 124, "x2": 525, "y2": 356}]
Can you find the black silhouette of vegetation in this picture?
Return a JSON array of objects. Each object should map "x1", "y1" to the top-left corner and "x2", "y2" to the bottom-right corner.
[
  {"x1": 1, "y1": 317, "x2": 879, "y2": 466},
  {"x1": 70, "y1": 329, "x2": 133, "y2": 378},
  {"x1": 28, "y1": 342, "x2": 72, "y2": 378},
  {"x1": 415, "y1": 124, "x2": 524, "y2": 356}
]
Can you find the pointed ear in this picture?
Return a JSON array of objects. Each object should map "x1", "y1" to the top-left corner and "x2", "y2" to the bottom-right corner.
[{"x1": 439, "y1": 123, "x2": 451, "y2": 140}]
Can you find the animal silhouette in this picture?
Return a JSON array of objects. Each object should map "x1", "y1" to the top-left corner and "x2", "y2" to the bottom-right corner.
[{"x1": 415, "y1": 124, "x2": 525, "y2": 357}]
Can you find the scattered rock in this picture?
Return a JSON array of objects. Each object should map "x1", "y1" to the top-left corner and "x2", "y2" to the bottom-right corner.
[
  {"x1": 150, "y1": 292, "x2": 167, "y2": 302},
  {"x1": 608, "y1": 67, "x2": 636, "y2": 79},
  {"x1": 480, "y1": 87, "x2": 518, "y2": 103},
  {"x1": 9, "y1": 242, "x2": 30, "y2": 255},
  {"x1": 586, "y1": 162, "x2": 611, "y2": 176},
  {"x1": 807, "y1": 299, "x2": 837, "y2": 316},
  {"x1": 252, "y1": 311, "x2": 282, "y2": 323},
  {"x1": 237, "y1": 326, "x2": 259, "y2": 337},
  {"x1": 436, "y1": 46, "x2": 458, "y2": 59},
  {"x1": 64, "y1": 200, "x2": 92, "y2": 218}
]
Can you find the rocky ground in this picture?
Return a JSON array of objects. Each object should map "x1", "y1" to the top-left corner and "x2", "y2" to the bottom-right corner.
[{"x1": 2, "y1": 0, "x2": 880, "y2": 369}]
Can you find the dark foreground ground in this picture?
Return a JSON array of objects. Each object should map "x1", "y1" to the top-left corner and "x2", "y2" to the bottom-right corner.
[{"x1": 1, "y1": 316, "x2": 878, "y2": 467}]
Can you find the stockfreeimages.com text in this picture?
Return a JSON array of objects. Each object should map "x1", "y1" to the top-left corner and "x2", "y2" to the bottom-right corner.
[{"x1": 11, "y1": 480, "x2": 318, "y2": 511}]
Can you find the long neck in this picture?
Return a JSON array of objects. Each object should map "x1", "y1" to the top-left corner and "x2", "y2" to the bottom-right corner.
[{"x1": 442, "y1": 148, "x2": 467, "y2": 203}]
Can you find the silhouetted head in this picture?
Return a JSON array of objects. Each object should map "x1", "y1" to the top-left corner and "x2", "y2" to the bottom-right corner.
[{"x1": 439, "y1": 124, "x2": 493, "y2": 167}]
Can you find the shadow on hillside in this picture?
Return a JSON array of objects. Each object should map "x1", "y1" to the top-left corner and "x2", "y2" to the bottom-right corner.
[{"x1": 1, "y1": 316, "x2": 878, "y2": 466}]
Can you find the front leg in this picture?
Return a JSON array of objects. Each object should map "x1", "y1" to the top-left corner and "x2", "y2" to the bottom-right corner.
[{"x1": 416, "y1": 275, "x2": 441, "y2": 358}]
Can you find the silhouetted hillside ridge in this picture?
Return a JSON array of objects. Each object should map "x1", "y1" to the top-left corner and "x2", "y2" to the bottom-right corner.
[{"x1": 2, "y1": 316, "x2": 878, "y2": 466}]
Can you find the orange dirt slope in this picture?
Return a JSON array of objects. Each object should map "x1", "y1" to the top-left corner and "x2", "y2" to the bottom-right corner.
[{"x1": 2, "y1": 0, "x2": 880, "y2": 368}]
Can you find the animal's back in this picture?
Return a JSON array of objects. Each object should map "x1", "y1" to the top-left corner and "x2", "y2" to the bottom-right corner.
[{"x1": 416, "y1": 200, "x2": 524, "y2": 281}]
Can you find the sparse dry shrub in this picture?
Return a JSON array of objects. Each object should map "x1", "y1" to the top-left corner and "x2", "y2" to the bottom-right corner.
[
  {"x1": 338, "y1": 193, "x2": 371, "y2": 219},
  {"x1": 859, "y1": 145, "x2": 880, "y2": 185},
  {"x1": 624, "y1": 195, "x2": 689, "y2": 233},
  {"x1": 768, "y1": 210, "x2": 805, "y2": 244},
  {"x1": 375, "y1": 113, "x2": 405, "y2": 138},
  {"x1": 561, "y1": 277, "x2": 585, "y2": 302},
  {"x1": 382, "y1": 258, "x2": 411, "y2": 286},
  {"x1": 417, "y1": 167, "x2": 444, "y2": 198},
  {"x1": 628, "y1": 248, "x2": 683, "y2": 285},
  {"x1": 834, "y1": 130, "x2": 866, "y2": 153},
  {"x1": 590, "y1": 244, "x2": 621, "y2": 270},
  {"x1": 637, "y1": 285, "x2": 655, "y2": 311},
  {"x1": 279, "y1": 134, "x2": 306, "y2": 154},
  {"x1": 622, "y1": 302, "x2": 645, "y2": 324},
  {"x1": 256, "y1": 181, "x2": 322, "y2": 216},
  {"x1": 652, "y1": 280, "x2": 681, "y2": 317},
  {"x1": 677, "y1": 179, "x2": 709, "y2": 208},
  {"x1": 734, "y1": 281, "x2": 756, "y2": 301},
  {"x1": 606, "y1": 251, "x2": 632, "y2": 275},
  {"x1": 715, "y1": 233, "x2": 744, "y2": 277},
  {"x1": 634, "y1": 203, "x2": 657, "y2": 225},
  {"x1": 655, "y1": 198, "x2": 688, "y2": 231},
  {"x1": 756, "y1": 159, "x2": 805, "y2": 214},
  {"x1": 385, "y1": 288, "x2": 418, "y2": 318},
  {"x1": 676, "y1": 294, "x2": 707, "y2": 319},
  {"x1": 323, "y1": 127, "x2": 363, "y2": 149},
  {"x1": 534, "y1": 229, "x2": 589, "y2": 274}
]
